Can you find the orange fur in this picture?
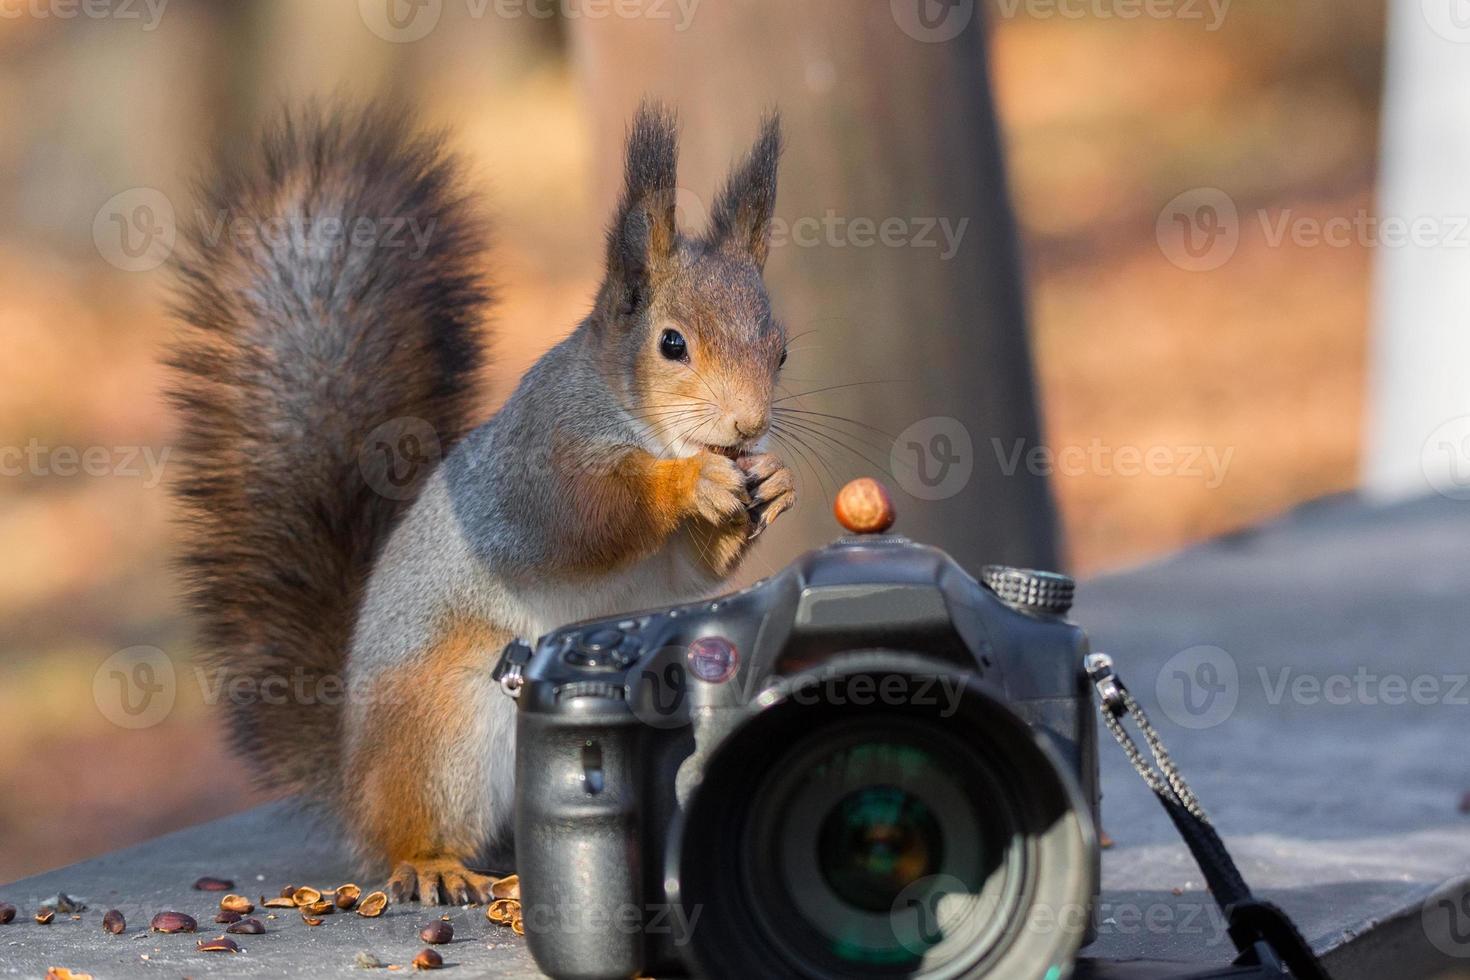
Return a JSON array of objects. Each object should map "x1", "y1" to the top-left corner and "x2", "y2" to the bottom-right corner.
[
  {"x1": 552, "y1": 441, "x2": 704, "y2": 574},
  {"x1": 347, "y1": 617, "x2": 508, "y2": 869}
]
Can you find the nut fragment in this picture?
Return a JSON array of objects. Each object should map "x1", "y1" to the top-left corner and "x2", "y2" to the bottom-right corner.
[
  {"x1": 356, "y1": 891, "x2": 388, "y2": 918},
  {"x1": 102, "y1": 910, "x2": 126, "y2": 935},
  {"x1": 510, "y1": 915, "x2": 525, "y2": 936},
  {"x1": 355, "y1": 951, "x2": 386, "y2": 969},
  {"x1": 303, "y1": 899, "x2": 335, "y2": 916},
  {"x1": 292, "y1": 886, "x2": 323, "y2": 907},
  {"x1": 412, "y1": 949, "x2": 443, "y2": 970},
  {"x1": 280, "y1": 884, "x2": 297, "y2": 898},
  {"x1": 226, "y1": 917, "x2": 265, "y2": 935},
  {"x1": 0, "y1": 903, "x2": 15, "y2": 924},
  {"x1": 335, "y1": 884, "x2": 362, "y2": 910},
  {"x1": 490, "y1": 875, "x2": 519, "y2": 901},
  {"x1": 149, "y1": 911, "x2": 197, "y2": 933},
  {"x1": 262, "y1": 895, "x2": 297, "y2": 908},
  {"x1": 418, "y1": 920, "x2": 452, "y2": 944},
  {"x1": 220, "y1": 894, "x2": 254, "y2": 914},
  {"x1": 193, "y1": 877, "x2": 234, "y2": 892},
  {"x1": 214, "y1": 910, "x2": 242, "y2": 924},
  {"x1": 485, "y1": 900, "x2": 517, "y2": 925},
  {"x1": 303, "y1": 915, "x2": 325, "y2": 927},
  {"x1": 197, "y1": 936, "x2": 242, "y2": 953},
  {"x1": 35, "y1": 909, "x2": 55, "y2": 925},
  {"x1": 44, "y1": 970, "x2": 93, "y2": 980}
]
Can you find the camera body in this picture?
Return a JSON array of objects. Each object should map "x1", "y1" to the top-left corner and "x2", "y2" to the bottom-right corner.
[{"x1": 500, "y1": 531, "x2": 1100, "y2": 980}]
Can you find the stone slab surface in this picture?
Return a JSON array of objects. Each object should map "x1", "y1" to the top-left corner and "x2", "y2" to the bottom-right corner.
[{"x1": 4, "y1": 493, "x2": 1470, "y2": 977}]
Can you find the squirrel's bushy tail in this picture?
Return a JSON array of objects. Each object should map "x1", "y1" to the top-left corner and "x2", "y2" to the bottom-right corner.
[{"x1": 168, "y1": 105, "x2": 491, "y2": 803}]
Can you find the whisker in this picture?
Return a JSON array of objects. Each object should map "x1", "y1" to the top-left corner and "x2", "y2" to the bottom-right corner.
[
  {"x1": 774, "y1": 380, "x2": 908, "y2": 405},
  {"x1": 769, "y1": 428, "x2": 835, "y2": 507},
  {"x1": 772, "y1": 424, "x2": 848, "y2": 501},
  {"x1": 774, "y1": 407, "x2": 896, "y2": 440},
  {"x1": 773, "y1": 417, "x2": 896, "y2": 480}
]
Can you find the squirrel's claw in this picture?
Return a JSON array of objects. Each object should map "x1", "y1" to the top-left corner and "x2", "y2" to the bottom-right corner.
[
  {"x1": 741, "y1": 453, "x2": 797, "y2": 537},
  {"x1": 387, "y1": 859, "x2": 496, "y2": 906}
]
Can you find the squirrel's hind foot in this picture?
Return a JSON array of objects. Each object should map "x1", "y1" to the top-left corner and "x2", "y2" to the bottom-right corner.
[{"x1": 386, "y1": 858, "x2": 498, "y2": 906}]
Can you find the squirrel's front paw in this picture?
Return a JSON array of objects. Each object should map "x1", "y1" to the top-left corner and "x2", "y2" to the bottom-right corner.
[
  {"x1": 739, "y1": 453, "x2": 797, "y2": 537},
  {"x1": 694, "y1": 453, "x2": 750, "y2": 525}
]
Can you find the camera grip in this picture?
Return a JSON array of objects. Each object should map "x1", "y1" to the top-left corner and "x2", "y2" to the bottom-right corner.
[{"x1": 515, "y1": 709, "x2": 646, "y2": 980}]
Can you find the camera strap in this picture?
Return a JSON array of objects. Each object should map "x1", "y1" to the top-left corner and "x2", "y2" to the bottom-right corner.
[{"x1": 1085, "y1": 654, "x2": 1331, "y2": 980}]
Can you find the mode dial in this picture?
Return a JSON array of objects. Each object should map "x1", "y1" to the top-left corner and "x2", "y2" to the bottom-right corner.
[{"x1": 980, "y1": 565, "x2": 1076, "y2": 616}]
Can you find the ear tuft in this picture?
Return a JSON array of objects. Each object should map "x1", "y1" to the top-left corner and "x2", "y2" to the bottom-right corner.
[
  {"x1": 706, "y1": 110, "x2": 783, "y2": 270},
  {"x1": 605, "y1": 99, "x2": 680, "y2": 306}
]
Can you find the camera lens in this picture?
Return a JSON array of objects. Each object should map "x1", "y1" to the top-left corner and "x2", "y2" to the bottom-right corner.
[
  {"x1": 672, "y1": 661, "x2": 1095, "y2": 980},
  {"x1": 817, "y1": 781, "x2": 944, "y2": 914},
  {"x1": 747, "y1": 724, "x2": 1008, "y2": 974}
]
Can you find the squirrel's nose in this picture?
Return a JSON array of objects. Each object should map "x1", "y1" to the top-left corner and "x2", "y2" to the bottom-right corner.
[{"x1": 733, "y1": 416, "x2": 767, "y2": 441}]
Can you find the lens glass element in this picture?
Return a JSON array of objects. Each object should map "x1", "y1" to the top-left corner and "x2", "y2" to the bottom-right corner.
[{"x1": 817, "y1": 779, "x2": 944, "y2": 913}]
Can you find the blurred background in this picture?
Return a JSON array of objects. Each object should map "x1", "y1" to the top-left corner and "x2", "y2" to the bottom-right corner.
[{"x1": 0, "y1": 1, "x2": 1386, "y2": 880}]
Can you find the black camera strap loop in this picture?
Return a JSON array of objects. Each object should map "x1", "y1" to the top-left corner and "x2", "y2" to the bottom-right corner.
[{"x1": 1085, "y1": 654, "x2": 1332, "y2": 980}]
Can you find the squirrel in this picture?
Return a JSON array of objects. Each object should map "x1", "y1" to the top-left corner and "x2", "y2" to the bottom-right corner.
[{"x1": 168, "y1": 101, "x2": 794, "y2": 904}]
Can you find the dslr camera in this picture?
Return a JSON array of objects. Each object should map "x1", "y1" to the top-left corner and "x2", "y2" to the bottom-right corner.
[{"x1": 496, "y1": 500, "x2": 1100, "y2": 979}]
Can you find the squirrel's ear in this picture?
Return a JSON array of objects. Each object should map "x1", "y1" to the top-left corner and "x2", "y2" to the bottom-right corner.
[
  {"x1": 605, "y1": 100, "x2": 680, "y2": 313},
  {"x1": 706, "y1": 111, "x2": 783, "y2": 270}
]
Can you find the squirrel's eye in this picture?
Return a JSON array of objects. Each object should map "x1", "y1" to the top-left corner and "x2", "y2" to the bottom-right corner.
[
  {"x1": 659, "y1": 329, "x2": 688, "y2": 362},
  {"x1": 779, "y1": 347, "x2": 788, "y2": 368}
]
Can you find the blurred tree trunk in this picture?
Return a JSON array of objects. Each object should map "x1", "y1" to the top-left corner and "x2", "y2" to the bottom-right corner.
[{"x1": 567, "y1": 2, "x2": 1060, "y2": 576}]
